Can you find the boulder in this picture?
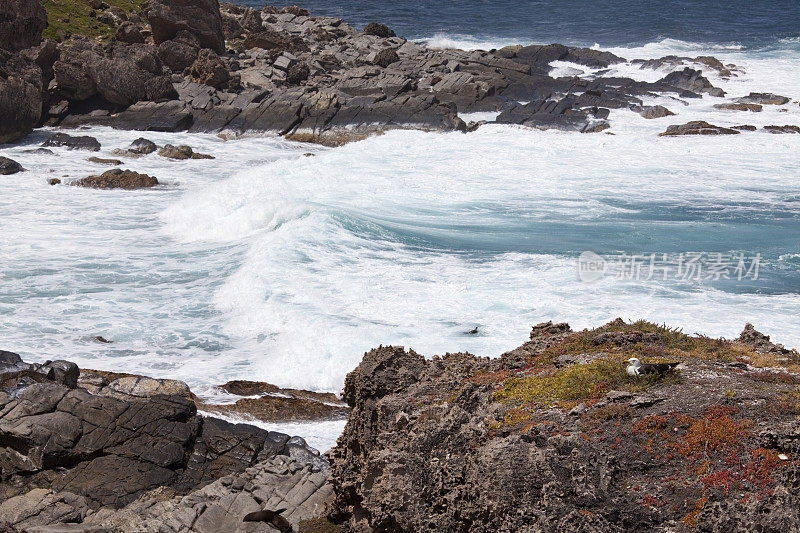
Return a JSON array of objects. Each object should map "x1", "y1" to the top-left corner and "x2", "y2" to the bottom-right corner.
[
  {"x1": 330, "y1": 321, "x2": 800, "y2": 532},
  {"x1": 737, "y1": 324, "x2": 793, "y2": 354},
  {"x1": 54, "y1": 39, "x2": 176, "y2": 106},
  {"x1": 714, "y1": 103, "x2": 762, "y2": 112},
  {"x1": 189, "y1": 48, "x2": 230, "y2": 88},
  {"x1": 72, "y1": 168, "x2": 159, "y2": 189},
  {"x1": 146, "y1": 0, "x2": 226, "y2": 54},
  {"x1": 0, "y1": 0, "x2": 47, "y2": 52},
  {"x1": 52, "y1": 39, "x2": 103, "y2": 101},
  {"x1": 127, "y1": 137, "x2": 158, "y2": 154},
  {"x1": 374, "y1": 47, "x2": 399, "y2": 68},
  {"x1": 158, "y1": 144, "x2": 190, "y2": 159},
  {"x1": 99, "y1": 375, "x2": 193, "y2": 400},
  {"x1": 157, "y1": 32, "x2": 201, "y2": 72},
  {"x1": 87, "y1": 156, "x2": 123, "y2": 165},
  {"x1": 736, "y1": 92, "x2": 790, "y2": 105},
  {"x1": 0, "y1": 355, "x2": 329, "y2": 517},
  {"x1": 659, "y1": 121, "x2": 740, "y2": 136},
  {"x1": 242, "y1": 29, "x2": 291, "y2": 51},
  {"x1": 763, "y1": 125, "x2": 800, "y2": 134},
  {"x1": 632, "y1": 105, "x2": 675, "y2": 119},
  {"x1": 42, "y1": 133, "x2": 101, "y2": 151},
  {"x1": 659, "y1": 67, "x2": 724, "y2": 96},
  {"x1": 285, "y1": 61, "x2": 309, "y2": 85},
  {"x1": 0, "y1": 156, "x2": 22, "y2": 174},
  {"x1": 362, "y1": 22, "x2": 395, "y2": 38},
  {"x1": 115, "y1": 22, "x2": 146, "y2": 44},
  {"x1": 281, "y1": 5, "x2": 309, "y2": 16}
]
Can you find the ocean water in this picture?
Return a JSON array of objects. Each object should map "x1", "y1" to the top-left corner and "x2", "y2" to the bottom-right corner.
[
  {"x1": 240, "y1": 0, "x2": 800, "y2": 50},
  {"x1": 1, "y1": 2, "x2": 799, "y2": 449}
]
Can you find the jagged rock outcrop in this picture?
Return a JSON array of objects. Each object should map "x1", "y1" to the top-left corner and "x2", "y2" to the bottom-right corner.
[
  {"x1": 329, "y1": 320, "x2": 800, "y2": 532},
  {"x1": 0, "y1": 0, "x2": 46, "y2": 53},
  {"x1": 52, "y1": 38, "x2": 176, "y2": 107},
  {"x1": 0, "y1": 0, "x2": 784, "y2": 146},
  {"x1": 736, "y1": 92, "x2": 790, "y2": 105},
  {"x1": 146, "y1": 0, "x2": 226, "y2": 53},
  {"x1": 72, "y1": 168, "x2": 159, "y2": 189},
  {"x1": 48, "y1": 0, "x2": 745, "y2": 145}
]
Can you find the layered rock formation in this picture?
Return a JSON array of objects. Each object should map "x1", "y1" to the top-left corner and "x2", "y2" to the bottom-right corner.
[
  {"x1": 329, "y1": 321, "x2": 800, "y2": 532},
  {"x1": 0, "y1": 351, "x2": 335, "y2": 532}
]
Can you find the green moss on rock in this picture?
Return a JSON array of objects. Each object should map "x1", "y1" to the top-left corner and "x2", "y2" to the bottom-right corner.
[{"x1": 42, "y1": 0, "x2": 145, "y2": 41}]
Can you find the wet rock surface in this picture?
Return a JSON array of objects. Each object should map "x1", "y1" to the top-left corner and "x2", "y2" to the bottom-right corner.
[
  {"x1": 72, "y1": 168, "x2": 159, "y2": 189},
  {"x1": 199, "y1": 380, "x2": 349, "y2": 423},
  {"x1": 0, "y1": 157, "x2": 23, "y2": 175},
  {"x1": 42, "y1": 133, "x2": 101, "y2": 151},
  {"x1": 659, "y1": 120, "x2": 741, "y2": 136}
]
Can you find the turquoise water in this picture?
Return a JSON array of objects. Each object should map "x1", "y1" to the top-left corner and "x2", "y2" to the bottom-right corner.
[{"x1": 0, "y1": 18, "x2": 798, "y2": 397}]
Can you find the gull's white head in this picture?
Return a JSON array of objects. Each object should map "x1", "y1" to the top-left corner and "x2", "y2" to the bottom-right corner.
[{"x1": 627, "y1": 357, "x2": 641, "y2": 366}]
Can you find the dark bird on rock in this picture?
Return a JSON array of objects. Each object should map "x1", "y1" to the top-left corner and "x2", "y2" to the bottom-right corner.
[
  {"x1": 467, "y1": 327, "x2": 479, "y2": 335},
  {"x1": 626, "y1": 357, "x2": 680, "y2": 377},
  {"x1": 243, "y1": 508, "x2": 292, "y2": 532}
]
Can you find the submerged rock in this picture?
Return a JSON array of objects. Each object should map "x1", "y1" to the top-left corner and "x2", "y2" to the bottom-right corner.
[
  {"x1": 714, "y1": 102, "x2": 762, "y2": 112},
  {"x1": 631, "y1": 104, "x2": 675, "y2": 119},
  {"x1": 73, "y1": 168, "x2": 159, "y2": 189},
  {"x1": 158, "y1": 143, "x2": 214, "y2": 159},
  {"x1": 763, "y1": 125, "x2": 800, "y2": 134},
  {"x1": 42, "y1": 133, "x2": 101, "y2": 151},
  {"x1": 0, "y1": 156, "x2": 23, "y2": 175},
  {"x1": 736, "y1": 92, "x2": 790, "y2": 105},
  {"x1": 200, "y1": 380, "x2": 348, "y2": 423},
  {"x1": 659, "y1": 67, "x2": 725, "y2": 96},
  {"x1": 659, "y1": 120, "x2": 741, "y2": 136},
  {"x1": 88, "y1": 156, "x2": 124, "y2": 165}
]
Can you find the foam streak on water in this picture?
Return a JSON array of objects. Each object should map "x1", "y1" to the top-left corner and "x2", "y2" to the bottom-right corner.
[{"x1": 0, "y1": 39, "x2": 799, "y2": 397}]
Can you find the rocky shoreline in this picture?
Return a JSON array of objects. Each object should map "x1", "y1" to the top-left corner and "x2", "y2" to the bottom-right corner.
[
  {"x1": 2, "y1": 0, "x2": 798, "y2": 160},
  {"x1": 2, "y1": 320, "x2": 800, "y2": 531}
]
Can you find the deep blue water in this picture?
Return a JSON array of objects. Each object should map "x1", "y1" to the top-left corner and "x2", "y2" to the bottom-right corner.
[{"x1": 236, "y1": 0, "x2": 800, "y2": 48}]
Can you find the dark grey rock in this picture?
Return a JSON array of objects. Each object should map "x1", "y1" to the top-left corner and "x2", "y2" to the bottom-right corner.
[
  {"x1": 147, "y1": 0, "x2": 225, "y2": 54},
  {"x1": 0, "y1": 156, "x2": 23, "y2": 174},
  {"x1": 42, "y1": 133, "x2": 101, "y2": 151},
  {"x1": 0, "y1": 0, "x2": 47, "y2": 52}
]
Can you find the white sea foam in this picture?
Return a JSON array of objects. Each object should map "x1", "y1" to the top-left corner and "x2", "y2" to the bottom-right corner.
[
  {"x1": 197, "y1": 410, "x2": 346, "y2": 452},
  {"x1": 0, "y1": 40, "x2": 798, "y2": 409}
]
